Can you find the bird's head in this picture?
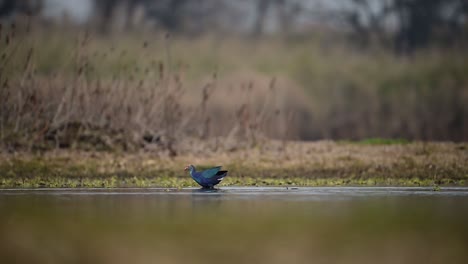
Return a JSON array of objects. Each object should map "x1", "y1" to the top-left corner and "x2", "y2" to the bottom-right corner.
[{"x1": 184, "y1": 165, "x2": 194, "y2": 172}]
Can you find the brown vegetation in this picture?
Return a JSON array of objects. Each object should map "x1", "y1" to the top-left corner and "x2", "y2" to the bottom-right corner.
[
  {"x1": 0, "y1": 24, "x2": 308, "y2": 154},
  {"x1": 0, "y1": 21, "x2": 467, "y2": 156}
]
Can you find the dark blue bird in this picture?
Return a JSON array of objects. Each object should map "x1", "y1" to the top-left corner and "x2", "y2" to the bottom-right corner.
[{"x1": 184, "y1": 165, "x2": 228, "y2": 189}]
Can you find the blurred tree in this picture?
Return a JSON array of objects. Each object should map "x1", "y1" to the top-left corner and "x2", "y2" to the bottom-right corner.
[
  {"x1": 276, "y1": 0, "x2": 302, "y2": 35},
  {"x1": 343, "y1": 0, "x2": 468, "y2": 52},
  {"x1": 393, "y1": 0, "x2": 446, "y2": 52},
  {"x1": 93, "y1": 0, "x2": 118, "y2": 32},
  {"x1": 0, "y1": 0, "x2": 14, "y2": 17},
  {"x1": 0, "y1": 0, "x2": 43, "y2": 18},
  {"x1": 252, "y1": 0, "x2": 271, "y2": 36},
  {"x1": 146, "y1": 0, "x2": 188, "y2": 31},
  {"x1": 252, "y1": 0, "x2": 303, "y2": 36},
  {"x1": 342, "y1": 0, "x2": 391, "y2": 48},
  {"x1": 93, "y1": 0, "x2": 222, "y2": 34}
]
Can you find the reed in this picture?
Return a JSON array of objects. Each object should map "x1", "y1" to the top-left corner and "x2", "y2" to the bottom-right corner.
[
  {"x1": 0, "y1": 23, "x2": 292, "y2": 154},
  {"x1": 1, "y1": 20, "x2": 467, "y2": 154}
]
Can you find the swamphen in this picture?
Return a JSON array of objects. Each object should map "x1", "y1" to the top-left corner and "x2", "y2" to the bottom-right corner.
[{"x1": 184, "y1": 165, "x2": 228, "y2": 188}]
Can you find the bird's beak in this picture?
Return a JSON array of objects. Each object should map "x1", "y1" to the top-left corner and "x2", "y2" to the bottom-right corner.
[{"x1": 184, "y1": 166, "x2": 188, "y2": 171}]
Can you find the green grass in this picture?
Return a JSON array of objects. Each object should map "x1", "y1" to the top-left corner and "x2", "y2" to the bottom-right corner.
[
  {"x1": 341, "y1": 138, "x2": 411, "y2": 145},
  {"x1": 0, "y1": 175, "x2": 458, "y2": 189}
]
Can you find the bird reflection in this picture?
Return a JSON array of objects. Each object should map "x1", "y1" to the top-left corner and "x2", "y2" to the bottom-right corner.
[{"x1": 190, "y1": 187, "x2": 225, "y2": 210}]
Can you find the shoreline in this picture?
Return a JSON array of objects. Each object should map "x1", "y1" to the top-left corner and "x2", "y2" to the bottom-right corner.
[{"x1": 1, "y1": 141, "x2": 467, "y2": 188}]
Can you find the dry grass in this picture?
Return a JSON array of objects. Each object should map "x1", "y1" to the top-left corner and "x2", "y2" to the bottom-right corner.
[
  {"x1": 0, "y1": 23, "x2": 314, "y2": 154},
  {"x1": 1, "y1": 141, "x2": 467, "y2": 187},
  {"x1": 1, "y1": 20, "x2": 468, "y2": 156}
]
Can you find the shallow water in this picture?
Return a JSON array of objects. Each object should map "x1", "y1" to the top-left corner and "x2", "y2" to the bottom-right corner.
[
  {"x1": 2, "y1": 186, "x2": 468, "y2": 197},
  {"x1": 1, "y1": 187, "x2": 468, "y2": 264}
]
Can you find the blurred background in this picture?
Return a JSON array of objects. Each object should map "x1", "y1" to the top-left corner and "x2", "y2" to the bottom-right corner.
[{"x1": 1, "y1": 0, "x2": 467, "y2": 153}]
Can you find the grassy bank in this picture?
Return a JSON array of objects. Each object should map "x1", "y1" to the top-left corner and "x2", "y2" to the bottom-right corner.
[{"x1": 1, "y1": 141, "x2": 467, "y2": 188}]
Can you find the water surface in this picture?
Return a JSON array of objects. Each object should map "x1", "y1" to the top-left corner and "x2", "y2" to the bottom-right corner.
[{"x1": 1, "y1": 187, "x2": 468, "y2": 264}]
